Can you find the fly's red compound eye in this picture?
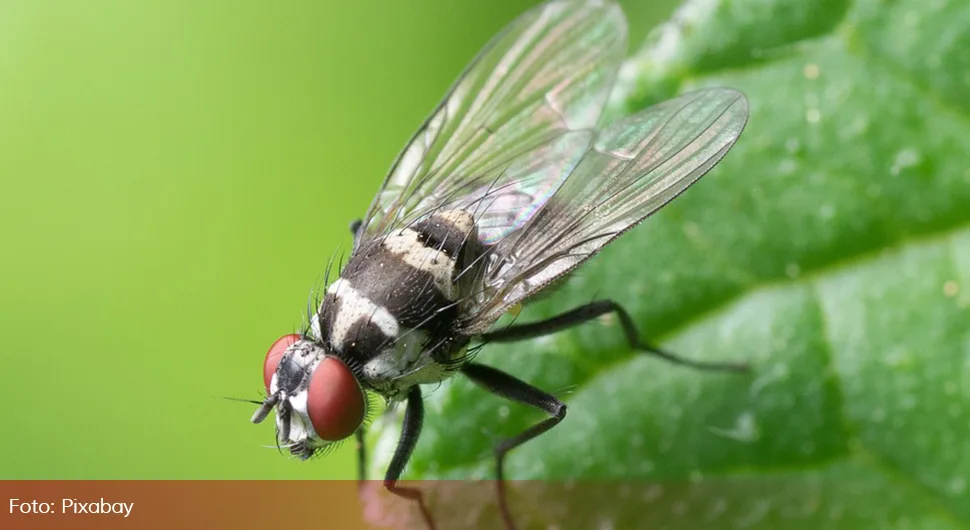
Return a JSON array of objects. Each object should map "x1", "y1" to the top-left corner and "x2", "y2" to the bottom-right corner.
[
  {"x1": 263, "y1": 334, "x2": 301, "y2": 392},
  {"x1": 307, "y1": 357, "x2": 365, "y2": 441}
]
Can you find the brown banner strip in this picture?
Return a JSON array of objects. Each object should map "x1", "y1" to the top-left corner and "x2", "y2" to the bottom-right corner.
[{"x1": 2, "y1": 479, "x2": 733, "y2": 529}]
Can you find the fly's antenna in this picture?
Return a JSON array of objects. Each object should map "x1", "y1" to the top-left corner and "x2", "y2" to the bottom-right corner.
[{"x1": 250, "y1": 393, "x2": 280, "y2": 424}]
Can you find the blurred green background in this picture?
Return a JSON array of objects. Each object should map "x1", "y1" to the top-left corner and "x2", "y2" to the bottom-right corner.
[{"x1": 0, "y1": 0, "x2": 676, "y2": 479}]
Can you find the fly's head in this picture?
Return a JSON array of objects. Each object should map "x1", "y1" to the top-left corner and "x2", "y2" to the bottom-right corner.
[{"x1": 251, "y1": 334, "x2": 366, "y2": 459}]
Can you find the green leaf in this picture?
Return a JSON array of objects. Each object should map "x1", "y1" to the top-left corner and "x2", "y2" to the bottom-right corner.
[{"x1": 367, "y1": 0, "x2": 970, "y2": 527}]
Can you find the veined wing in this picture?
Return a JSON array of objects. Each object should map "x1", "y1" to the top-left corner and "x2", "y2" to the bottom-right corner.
[
  {"x1": 354, "y1": 0, "x2": 628, "y2": 250},
  {"x1": 463, "y1": 88, "x2": 750, "y2": 331}
]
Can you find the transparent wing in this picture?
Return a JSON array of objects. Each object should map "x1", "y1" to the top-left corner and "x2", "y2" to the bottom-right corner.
[
  {"x1": 354, "y1": 0, "x2": 628, "y2": 249},
  {"x1": 463, "y1": 88, "x2": 750, "y2": 331}
]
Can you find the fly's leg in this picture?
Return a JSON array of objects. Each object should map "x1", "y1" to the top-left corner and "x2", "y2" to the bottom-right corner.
[
  {"x1": 384, "y1": 386, "x2": 436, "y2": 530},
  {"x1": 355, "y1": 427, "x2": 366, "y2": 483},
  {"x1": 483, "y1": 299, "x2": 748, "y2": 372},
  {"x1": 462, "y1": 362, "x2": 566, "y2": 530},
  {"x1": 350, "y1": 219, "x2": 362, "y2": 242}
]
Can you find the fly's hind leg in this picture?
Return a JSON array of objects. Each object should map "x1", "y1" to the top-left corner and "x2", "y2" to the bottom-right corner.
[
  {"x1": 483, "y1": 299, "x2": 748, "y2": 372},
  {"x1": 461, "y1": 362, "x2": 566, "y2": 530},
  {"x1": 463, "y1": 301, "x2": 746, "y2": 528}
]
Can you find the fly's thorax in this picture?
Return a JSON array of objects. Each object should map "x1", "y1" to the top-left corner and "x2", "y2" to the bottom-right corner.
[
  {"x1": 309, "y1": 209, "x2": 485, "y2": 395},
  {"x1": 314, "y1": 210, "x2": 483, "y2": 355}
]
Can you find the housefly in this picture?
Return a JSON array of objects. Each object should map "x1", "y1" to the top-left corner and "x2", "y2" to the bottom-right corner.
[{"x1": 251, "y1": 0, "x2": 749, "y2": 528}]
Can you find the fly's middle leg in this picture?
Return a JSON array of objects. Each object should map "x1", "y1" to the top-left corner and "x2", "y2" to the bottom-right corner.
[{"x1": 461, "y1": 362, "x2": 566, "y2": 530}]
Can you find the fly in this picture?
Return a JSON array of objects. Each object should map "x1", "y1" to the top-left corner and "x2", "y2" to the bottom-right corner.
[{"x1": 251, "y1": 1, "x2": 750, "y2": 528}]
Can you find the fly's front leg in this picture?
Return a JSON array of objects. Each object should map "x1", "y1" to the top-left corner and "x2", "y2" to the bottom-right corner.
[
  {"x1": 483, "y1": 299, "x2": 748, "y2": 372},
  {"x1": 461, "y1": 362, "x2": 566, "y2": 530},
  {"x1": 384, "y1": 386, "x2": 436, "y2": 530},
  {"x1": 355, "y1": 427, "x2": 366, "y2": 483}
]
